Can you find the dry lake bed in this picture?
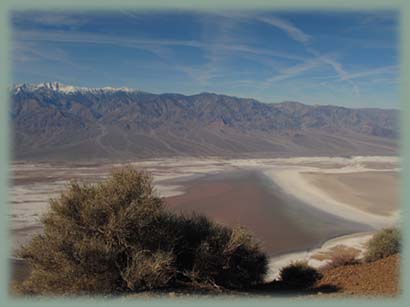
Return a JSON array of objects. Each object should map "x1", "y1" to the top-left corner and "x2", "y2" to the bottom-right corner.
[{"x1": 9, "y1": 156, "x2": 400, "y2": 280}]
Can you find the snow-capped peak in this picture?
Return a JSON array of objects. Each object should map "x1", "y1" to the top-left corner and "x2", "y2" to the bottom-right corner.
[{"x1": 12, "y1": 82, "x2": 138, "y2": 94}]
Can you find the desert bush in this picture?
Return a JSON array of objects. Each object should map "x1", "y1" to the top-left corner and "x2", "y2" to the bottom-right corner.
[
  {"x1": 17, "y1": 168, "x2": 267, "y2": 295},
  {"x1": 321, "y1": 247, "x2": 360, "y2": 270},
  {"x1": 364, "y1": 228, "x2": 401, "y2": 262},
  {"x1": 279, "y1": 261, "x2": 322, "y2": 290},
  {"x1": 187, "y1": 224, "x2": 268, "y2": 290}
]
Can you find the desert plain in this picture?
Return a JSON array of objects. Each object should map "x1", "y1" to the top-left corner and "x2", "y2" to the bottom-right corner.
[{"x1": 9, "y1": 156, "x2": 399, "y2": 281}]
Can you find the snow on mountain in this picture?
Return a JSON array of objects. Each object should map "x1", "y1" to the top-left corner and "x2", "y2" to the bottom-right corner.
[
  {"x1": 11, "y1": 83, "x2": 399, "y2": 161},
  {"x1": 12, "y1": 82, "x2": 138, "y2": 95}
]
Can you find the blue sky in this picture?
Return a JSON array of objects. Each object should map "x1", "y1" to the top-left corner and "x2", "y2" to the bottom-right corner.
[{"x1": 11, "y1": 10, "x2": 399, "y2": 108}]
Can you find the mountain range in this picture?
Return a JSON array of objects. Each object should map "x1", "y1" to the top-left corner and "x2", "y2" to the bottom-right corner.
[{"x1": 11, "y1": 82, "x2": 399, "y2": 161}]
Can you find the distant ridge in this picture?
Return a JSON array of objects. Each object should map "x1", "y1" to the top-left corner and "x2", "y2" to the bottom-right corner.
[{"x1": 11, "y1": 83, "x2": 399, "y2": 161}]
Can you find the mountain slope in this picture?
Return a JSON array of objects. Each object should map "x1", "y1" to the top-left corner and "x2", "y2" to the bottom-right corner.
[{"x1": 11, "y1": 83, "x2": 399, "y2": 161}]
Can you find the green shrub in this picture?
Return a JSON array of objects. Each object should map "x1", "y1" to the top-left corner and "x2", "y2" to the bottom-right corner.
[
  {"x1": 279, "y1": 261, "x2": 322, "y2": 290},
  {"x1": 17, "y1": 168, "x2": 267, "y2": 295},
  {"x1": 365, "y1": 228, "x2": 401, "y2": 262}
]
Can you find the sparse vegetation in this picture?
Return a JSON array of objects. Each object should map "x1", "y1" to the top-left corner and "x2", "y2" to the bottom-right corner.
[
  {"x1": 278, "y1": 261, "x2": 322, "y2": 290},
  {"x1": 321, "y1": 247, "x2": 360, "y2": 270},
  {"x1": 16, "y1": 169, "x2": 267, "y2": 295},
  {"x1": 364, "y1": 228, "x2": 400, "y2": 262}
]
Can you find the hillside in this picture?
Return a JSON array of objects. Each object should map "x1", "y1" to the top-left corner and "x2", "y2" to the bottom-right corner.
[
  {"x1": 11, "y1": 82, "x2": 399, "y2": 161},
  {"x1": 317, "y1": 254, "x2": 400, "y2": 296}
]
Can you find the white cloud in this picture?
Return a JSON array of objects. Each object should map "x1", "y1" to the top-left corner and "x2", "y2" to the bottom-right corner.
[
  {"x1": 255, "y1": 15, "x2": 361, "y2": 96},
  {"x1": 258, "y1": 16, "x2": 311, "y2": 44},
  {"x1": 347, "y1": 65, "x2": 398, "y2": 80},
  {"x1": 265, "y1": 57, "x2": 323, "y2": 83},
  {"x1": 312, "y1": 52, "x2": 360, "y2": 95},
  {"x1": 12, "y1": 12, "x2": 87, "y2": 28}
]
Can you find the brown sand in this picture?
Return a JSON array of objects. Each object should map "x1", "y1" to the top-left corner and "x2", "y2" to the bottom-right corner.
[
  {"x1": 164, "y1": 171, "x2": 369, "y2": 256},
  {"x1": 318, "y1": 255, "x2": 400, "y2": 296},
  {"x1": 301, "y1": 171, "x2": 399, "y2": 216}
]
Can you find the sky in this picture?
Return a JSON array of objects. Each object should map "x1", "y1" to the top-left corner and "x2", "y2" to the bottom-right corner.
[{"x1": 11, "y1": 10, "x2": 399, "y2": 108}]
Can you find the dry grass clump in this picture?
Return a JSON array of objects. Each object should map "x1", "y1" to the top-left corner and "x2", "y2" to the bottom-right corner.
[
  {"x1": 364, "y1": 228, "x2": 400, "y2": 262},
  {"x1": 16, "y1": 169, "x2": 267, "y2": 296},
  {"x1": 278, "y1": 261, "x2": 322, "y2": 290},
  {"x1": 321, "y1": 246, "x2": 360, "y2": 270}
]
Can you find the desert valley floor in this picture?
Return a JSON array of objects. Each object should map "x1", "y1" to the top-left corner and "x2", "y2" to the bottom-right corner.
[{"x1": 9, "y1": 156, "x2": 399, "y2": 281}]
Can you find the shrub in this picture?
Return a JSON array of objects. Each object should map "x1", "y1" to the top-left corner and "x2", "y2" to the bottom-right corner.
[
  {"x1": 17, "y1": 168, "x2": 267, "y2": 295},
  {"x1": 279, "y1": 261, "x2": 322, "y2": 290},
  {"x1": 321, "y1": 247, "x2": 360, "y2": 270},
  {"x1": 364, "y1": 228, "x2": 401, "y2": 262}
]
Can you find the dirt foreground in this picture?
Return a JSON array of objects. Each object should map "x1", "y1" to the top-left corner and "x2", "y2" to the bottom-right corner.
[{"x1": 317, "y1": 255, "x2": 400, "y2": 296}]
